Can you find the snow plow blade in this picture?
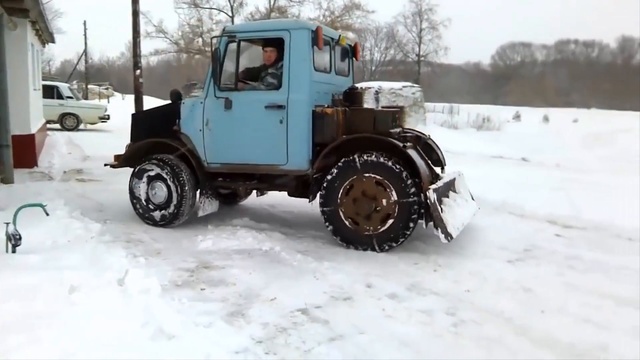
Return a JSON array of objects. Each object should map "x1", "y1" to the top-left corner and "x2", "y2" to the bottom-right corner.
[{"x1": 424, "y1": 171, "x2": 479, "y2": 243}]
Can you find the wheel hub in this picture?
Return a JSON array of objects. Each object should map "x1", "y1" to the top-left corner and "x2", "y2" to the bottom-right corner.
[
  {"x1": 148, "y1": 180, "x2": 169, "y2": 205},
  {"x1": 62, "y1": 116, "x2": 77, "y2": 128},
  {"x1": 338, "y1": 174, "x2": 398, "y2": 234}
]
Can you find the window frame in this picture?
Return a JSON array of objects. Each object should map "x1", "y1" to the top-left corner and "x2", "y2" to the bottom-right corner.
[
  {"x1": 334, "y1": 43, "x2": 351, "y2": 77},
  {"x1": 312, "y1": 36, "x2": 332, "y2": 73},
  {"x1": 217, "y1": 37, "x2": 284, "y2": 92},
  {"x1": 42, "y1": 84, "x2": 65, "y2": 100}
]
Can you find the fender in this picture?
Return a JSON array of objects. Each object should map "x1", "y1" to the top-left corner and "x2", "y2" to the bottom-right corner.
[
  {"x1": 110, "y1": 137, "x2": 207, "y2": 182},
  {"x1": 397, "y1": 128, "x2": 446, "y2": 170},
  {"x1": 309, "y1": 133, "x2": 439, "y2": 202}
]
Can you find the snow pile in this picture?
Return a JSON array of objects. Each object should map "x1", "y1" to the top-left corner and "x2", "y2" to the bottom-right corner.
[
  {"x1": 87, "y1": 92, "x2": 169, "y2": 129},
  {"x1": 425, "y1": 102, "x2": 508, "y2": 131},
  {"x1": 88, "y1": 92, "x2": 169, "y2": 110},
  {"x1": 355, "y1": 81, "x2": 426, "y2": 128},
  {"x1": 35, "y1": 131, "x2": 91, "y2": 181},
  {"x1": 0, "y1": 199, "x2": 253, "y2": 358},
  {"x1": 69, "y1": 82, "x2": 115, "y2": 100}
]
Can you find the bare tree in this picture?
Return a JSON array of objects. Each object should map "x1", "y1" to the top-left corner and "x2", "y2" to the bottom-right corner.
[
  {"x1": 245, "y1": 0, "x2": 307, "y2": 20},
  {"x1": 143, "y1": 0, "x2": 246, "y2": 57},
  {"x1": 48, "y1": 31, "x2": 640, "y2": 111},
  {"x1": 613, "y1": 35, "x2": 640, "y2": 64},
  {"x1": 354, "y1": 22, "x2": 396, "y2": 81},
  {"x1": 392, "y1": 0, "x2": 449, "y2": 85},
  {"x1": 40, "y1": 0, "x2": 64, "y2": 75},
  {"x1": 307, "y1": 0, "x2": 373, "y2": 33},
  {"x1": 144, "y1": 0, "x2": 374, "y2": 58},
  {"x1": 42, "y1": 0, "x2": 64, "y2": 34},
  {"x1": 41, "y1": 47, "x2": 56, "y2": 75}
]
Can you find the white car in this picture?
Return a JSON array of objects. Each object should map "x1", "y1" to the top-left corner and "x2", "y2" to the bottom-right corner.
[{"x1": 42, "y1": 81, "x2": 110, "y2": 131}]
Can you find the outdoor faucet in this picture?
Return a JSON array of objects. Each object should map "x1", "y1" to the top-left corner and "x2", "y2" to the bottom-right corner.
[{"x1": 4, "y1": 203, "x2": 50, "y2": 254}]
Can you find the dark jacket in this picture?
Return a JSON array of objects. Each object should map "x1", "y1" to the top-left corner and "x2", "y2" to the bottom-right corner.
[{"x1": 239, "y1": 61, "x2": 283, "y2": 90}]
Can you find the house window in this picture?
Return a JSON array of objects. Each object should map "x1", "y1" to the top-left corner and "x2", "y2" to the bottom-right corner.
[
  {"x1": 31, "y1": 43, "x2": 37, "y2": 90},
  {"x1": 334, "y1": 44, "x2": 350, "y2": 77},
  {"x1": 313, "y1": 37, "x2": 331, "y2": 73},
  {"x1": 36, "y1": 49, "x2": 41, "y2": 90}
]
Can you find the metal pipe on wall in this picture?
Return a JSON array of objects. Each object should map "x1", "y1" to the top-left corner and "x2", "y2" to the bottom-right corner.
[{"x1": 0, "y1": 11, "x2": 15, "y2": 184}]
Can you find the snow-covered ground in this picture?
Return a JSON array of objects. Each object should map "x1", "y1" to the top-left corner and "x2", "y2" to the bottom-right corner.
[{"x1": 1, "y1": 94, "x2": 638, "y2": 359}]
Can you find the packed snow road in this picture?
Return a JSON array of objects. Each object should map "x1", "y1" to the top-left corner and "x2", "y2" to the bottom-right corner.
[{"x1": 1, "y1": 95, "x2": 638, "y2": 359}]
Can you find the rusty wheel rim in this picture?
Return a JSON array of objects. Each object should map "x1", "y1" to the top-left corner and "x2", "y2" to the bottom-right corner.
[{"x1": 337, "y1": 174, "x2": 399, "y2": 234}]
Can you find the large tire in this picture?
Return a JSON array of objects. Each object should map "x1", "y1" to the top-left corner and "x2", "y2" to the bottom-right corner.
[
  {"x1": 59, "y1": 113, "x2": 81, "y2": 131},
  {"x1": 128, "y1": 154, "x2": 197, "y2": 227},
  {"x1": 319, "y1": 152, "x2": 422, "y2": 252}
]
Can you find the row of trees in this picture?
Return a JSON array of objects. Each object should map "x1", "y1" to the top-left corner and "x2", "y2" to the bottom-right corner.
[{"x1": 42, "y1": 0, "x2": 640, "y2": 111}]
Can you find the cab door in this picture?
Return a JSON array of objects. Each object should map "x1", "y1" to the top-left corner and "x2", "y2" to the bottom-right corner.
[{"x1": 203, "y1": 31, "x2": 290, "y2": 166}]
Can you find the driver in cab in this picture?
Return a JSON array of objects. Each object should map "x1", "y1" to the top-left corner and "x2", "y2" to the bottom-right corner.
[{"x1": 237, "y1": 38, "x2": 283, "y2": 91}]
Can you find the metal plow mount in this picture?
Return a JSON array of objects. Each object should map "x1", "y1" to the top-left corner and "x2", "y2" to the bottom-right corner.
[{"x1": 424, "y1": 171, "x2": 479, "y2": 243}]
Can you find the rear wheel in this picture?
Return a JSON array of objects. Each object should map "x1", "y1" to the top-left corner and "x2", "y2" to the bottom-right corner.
[
  {"x1": 128, "y1": 154, "x2": 197, "y2": 227},
  {"x1": 319, "y1": 152, "x2": 422, "y2": 252}
]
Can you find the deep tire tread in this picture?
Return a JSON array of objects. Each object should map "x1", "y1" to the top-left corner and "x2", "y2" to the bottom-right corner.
[
  {"x1": 319, "y1": 152, "x2": 422, "y2": 252},
  {"x1": 128, "y1": 154, "x2": 197, "y2": 227}
]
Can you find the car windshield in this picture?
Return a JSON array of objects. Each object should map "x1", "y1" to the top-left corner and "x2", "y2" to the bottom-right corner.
[{"x1": 67, "y1": 86, "x2": 83, "y2": 101}]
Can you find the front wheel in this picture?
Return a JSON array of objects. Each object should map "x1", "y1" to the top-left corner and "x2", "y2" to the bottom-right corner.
[
  {"x1": 59, "y1": 114, "x2": 81, "y2": 131},
  {"x1": 319, "y1": 152, "x2": 422, "y2": 252},
  {"x1": 128, "y1": 154, "x2": 197, "y2": 227}
]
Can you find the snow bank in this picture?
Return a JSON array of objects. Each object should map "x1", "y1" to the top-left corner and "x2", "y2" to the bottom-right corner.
[
  {"x1": 1, "y1": 90, "x2": 638, "y2": 358},
  {"x1": 420, "y1": 104, "x2": 640, "y2": 230},
  {"x1": 355, "y1": 81, "x2": 426, "y2": 128},
  {"x1": 86, "y1": 92, "x2": 169, "y2": 131},
  {"x1": 88, "y1": 92, "x2": 169, "y2": 111},
  {"x1": 0, "y1": 198, "x2": 252, "y2": 358},
  {"x1": 426, "y1": 102, "x2": 508, "y2": 131}
]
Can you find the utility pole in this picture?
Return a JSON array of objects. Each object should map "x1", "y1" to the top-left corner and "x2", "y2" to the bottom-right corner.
[
  {"x1": 131, "y1": 0, "x2": 143, "y2": 112},
  {"x1": 83, "y1": 20, "x2": 89, "y2": 100},
  {"x1": 0, "y1": 13, "x2": 15, "y2": 184}
]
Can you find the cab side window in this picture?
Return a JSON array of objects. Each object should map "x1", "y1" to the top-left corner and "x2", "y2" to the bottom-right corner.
[
  {"x1": 219, "y1": 37, "x2": 285, "y2": 91},
  {"x1": 335, "y1": 44, "x2": 350, "y2": 77},
  {"x1": 313, "y1": 37, "x2": 331, "y2": 73}
]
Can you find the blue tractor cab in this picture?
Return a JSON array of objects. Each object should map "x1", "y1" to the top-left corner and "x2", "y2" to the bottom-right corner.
[{"x1": 106, "y1": 19, "x2": 479, "y2": 252}]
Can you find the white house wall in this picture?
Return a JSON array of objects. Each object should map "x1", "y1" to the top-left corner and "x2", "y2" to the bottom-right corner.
[
  {"x1": 27, "y1": 18, "x2": 44, "y2": 133},
  {"x1": 3, "y1": 17, "x2": 44, "y2": 135},
  {"x1": 4, "y1": 17, "x2": 29, "y2": 134}
]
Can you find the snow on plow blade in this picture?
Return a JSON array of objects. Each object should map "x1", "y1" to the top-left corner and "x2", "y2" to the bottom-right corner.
[{"x1": 425, "y1": 171, "x2": 479, "y2": 243}]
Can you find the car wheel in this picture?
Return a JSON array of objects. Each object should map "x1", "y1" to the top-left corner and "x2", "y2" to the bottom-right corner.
[{"x1": 59, "y1": 113, "x2": 81, "y2": 131}]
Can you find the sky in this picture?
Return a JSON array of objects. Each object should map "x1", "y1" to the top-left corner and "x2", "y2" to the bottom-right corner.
[{"x1": 49, "y1": 0, "x2": 640, "y2": 64}]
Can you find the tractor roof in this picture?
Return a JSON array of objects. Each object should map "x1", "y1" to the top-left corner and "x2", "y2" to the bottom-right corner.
[{"x1": 223, "y1": 19, "x2": 343, "y2": 41}]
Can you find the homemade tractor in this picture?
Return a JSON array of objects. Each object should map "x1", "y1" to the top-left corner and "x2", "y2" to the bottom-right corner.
[{"x1": 105, "y1": 19, "x2": 479, "y2": 252}]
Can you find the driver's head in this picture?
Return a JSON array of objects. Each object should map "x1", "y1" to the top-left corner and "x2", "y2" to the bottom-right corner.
[{"x1": 262, "y1": 38, "x2": 283, "y2": 66}]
